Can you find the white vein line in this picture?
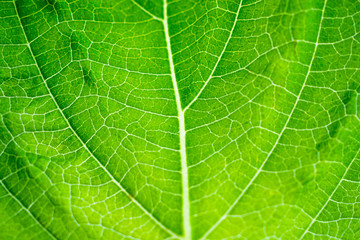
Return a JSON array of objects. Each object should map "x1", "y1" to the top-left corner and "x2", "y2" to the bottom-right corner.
[
  {"x1": 299, "y1": 148, "x2": 360, "y2": 239},
  {"x1": 163, "y1": 0, "x2": 190, "y2": 239},
  {"x1": 12, "y1": 1, "x2": 179, "y2": 238},
  {"x1": 83, "y1": 59, "x2": 170, "y2": 76},
  {"x1": 183, "y1": 0, "x2": 244, "y2": 112},
  {"x1": 131, "y1": 0, "x2": 162, "y2": 21},
  {"x1": 0, "y1": 181, "x2": 57, "y2": 240},
  {"x1": 200, "y1": 0, "x2": 328, "y2": 238}
]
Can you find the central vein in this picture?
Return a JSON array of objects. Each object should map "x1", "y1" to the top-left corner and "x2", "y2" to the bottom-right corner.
[{"x1": 163, "y1": 1, "x2": 191, "y2": 239}]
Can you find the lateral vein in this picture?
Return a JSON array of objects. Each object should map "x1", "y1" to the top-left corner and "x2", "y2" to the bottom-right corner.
[
  {"x1": 130, "y1": 0, "x2": 163, "y2": 21},
  {"x1": 183, "y1": 0, "x2": 244, "y2": 112}
]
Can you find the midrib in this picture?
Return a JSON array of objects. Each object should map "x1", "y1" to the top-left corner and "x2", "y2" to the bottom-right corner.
[{"x1": 163, "y1": 1, "x2": 191, "y2": 239}]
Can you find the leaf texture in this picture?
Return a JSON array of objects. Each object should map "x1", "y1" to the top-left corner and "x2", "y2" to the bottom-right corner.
[{"x1": 1, "y1": 0, "x2": 360, "y2": 239}]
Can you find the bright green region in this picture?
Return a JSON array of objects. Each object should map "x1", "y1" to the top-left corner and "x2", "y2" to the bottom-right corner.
[{"x1": 1, "y1": 0, "x2": 360, "y2": 239}]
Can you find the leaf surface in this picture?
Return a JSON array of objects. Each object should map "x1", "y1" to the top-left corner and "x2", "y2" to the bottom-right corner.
[{"x1": 1, "y1": 0, "x2": 360, "y2": 239}]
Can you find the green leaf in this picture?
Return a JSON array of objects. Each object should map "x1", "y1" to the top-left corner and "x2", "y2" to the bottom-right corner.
[{"x1": 1, "y1": 0, "x2": 360, "y2": 239}]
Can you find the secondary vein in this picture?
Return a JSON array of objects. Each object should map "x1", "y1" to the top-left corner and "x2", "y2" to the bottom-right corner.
[{"x1": 183, "y1": 0, "x2": 244, "y2": 112}]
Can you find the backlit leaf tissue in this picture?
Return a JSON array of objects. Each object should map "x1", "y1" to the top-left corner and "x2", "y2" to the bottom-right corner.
[{"x1": 1, "y1": 0, "x2": 360, "y2": 239}]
